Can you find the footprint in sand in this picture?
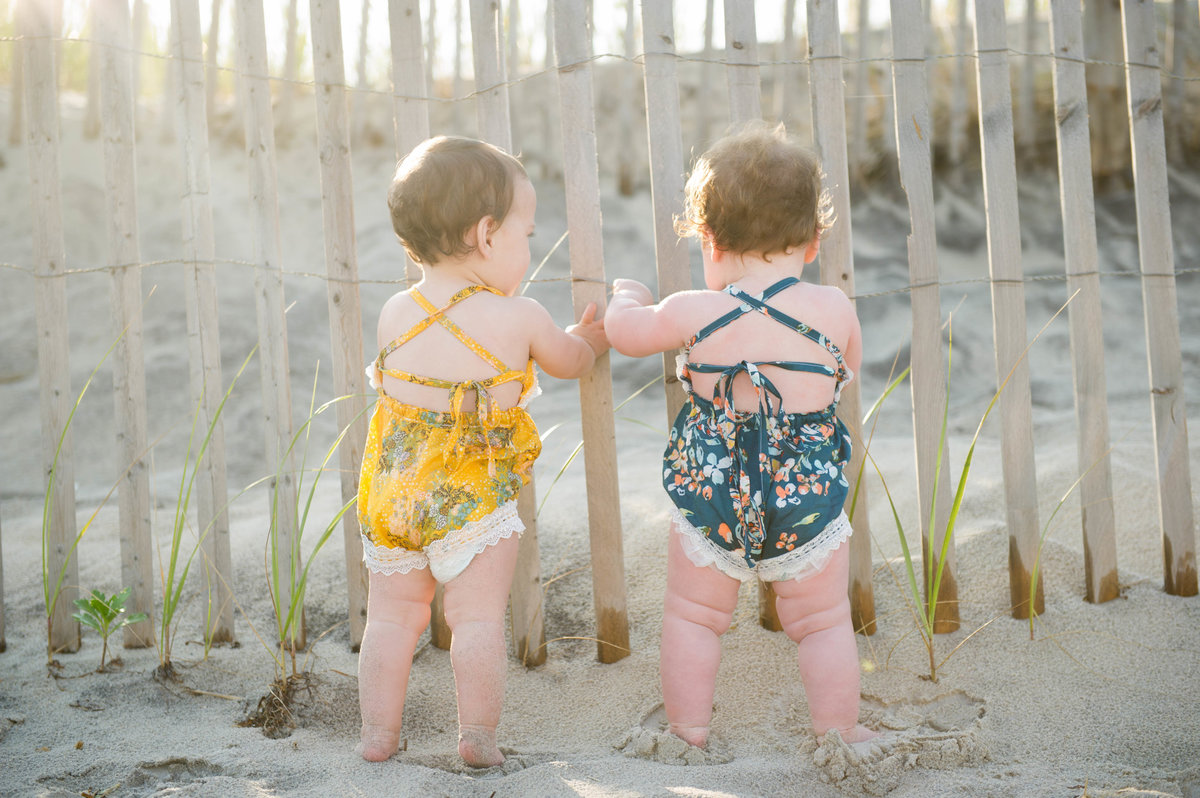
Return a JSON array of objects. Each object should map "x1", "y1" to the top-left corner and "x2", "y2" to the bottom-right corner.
[
  {"x1": 615, "y1": 703, "x2": 732, "y2": 766},
  {"x1": 404, "y1": 747, "x2": 548, "y2": 776},
  {"x1": 812, "y1": 690, "x2": 989, "y2": 795}
]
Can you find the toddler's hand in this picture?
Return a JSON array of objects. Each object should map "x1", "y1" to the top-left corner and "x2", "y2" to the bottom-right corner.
[
  {"x1": 567, "y1": 302, "x2": 610, "y2": 358},
  {"x1": 611, "y1": 278, "x2": 654, "y2": 306}
]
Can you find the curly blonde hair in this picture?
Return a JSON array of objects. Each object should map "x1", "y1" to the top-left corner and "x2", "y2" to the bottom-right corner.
[
  {"x1": 676, "y1": 122, "x2": 833, "y2": 259},
  {"x1": 387, "y1": 136, "x2": 527, "y2": 266}
]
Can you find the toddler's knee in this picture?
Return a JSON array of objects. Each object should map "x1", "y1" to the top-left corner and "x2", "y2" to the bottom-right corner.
[
  {"x1": 664, "y1": 591, "x2": 734, "y2": 636},
  {"x1": 369, "y1": 596, "x2": 432, "y2": 632},
  {"x1": 780, "y1": 597, "x2": 851, "y2": 643}
]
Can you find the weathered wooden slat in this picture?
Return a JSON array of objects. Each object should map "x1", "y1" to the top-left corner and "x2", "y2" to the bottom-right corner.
[
  {"x1": 310, "y1": 0, "x2": 372, "y2": 647},
  {"x1": 232, "y1": 0, "x2": 304, "y2": 647},
  {"x1": 724, "y1": 0, "x2": 763, "y2": 124},
  {"x1": 808, "y1": 0, "x2": 876, "y2": 636},
  {"x1": 97, "y1": 0, "x2": 155, "y2": 649},
  {"x1": 974, "y1": 0, "x2": 1044, "y2": 620},
  {"x1": 639, "y1": 0, "x2": 691, "y2": 424},
  {"x1": 553, "y1": 0, "x2": 630, "y2": 663},
  {"x1": 1048, "y1": 0, "x2": 1120, "y2": 604},
  {"x1": 388, "y1": 2, "x2": 429, "y2": 311},
  {"x1": 1121, "y1": 0, "x2": 1198, "y2": 596},
  {"x1": 25, "y1": 0, "x2": 79, "y2": 655},
  {"x1": 720, "y1": 0, "x2": 782, "y2": 633},
  {"x1": 386, "y1": 0, "x2": 455, "y2": 653},
  {"x1": 172, "y1": 0, "x2": 233, "y2": 643},
  {"x1": 947, "y1": 0, "x2": 972, "y2": 168},
  {"x1": 889, "y1": 0, "x2": 959, "y2": 632},
  {"x1": 468, "y1": 0, "x2": 547, "y2": 666}
]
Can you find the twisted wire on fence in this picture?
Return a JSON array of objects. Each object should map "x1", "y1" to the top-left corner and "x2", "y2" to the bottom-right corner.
[
  {"x1": 2, "y1": 257, "x2": 1195, "y2": 303},
  {"x1": 2, "y1": 32, "x2": 1198, "y2": 104}
]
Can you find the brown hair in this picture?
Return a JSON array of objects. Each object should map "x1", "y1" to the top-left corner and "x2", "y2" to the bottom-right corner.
[
  {"x1": 676, "y1": 122, "x2": 833, "y2": 259},
  {"x1": 387, "y1": 136, "x2": 528, "y2": 265}
]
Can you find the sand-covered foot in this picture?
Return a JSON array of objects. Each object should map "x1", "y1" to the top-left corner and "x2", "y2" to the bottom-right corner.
[
  {"x1": 615, "y1": 703, "x2": 731, "y2": 766},
  {"x1": 357, "y1": 725, "x2": 401, "y2": 762},
  {"x1": 812, "y1": 691, "x2": 989, "y2": 795},
  {"x1": 458, "y1": 724, "x2": 504, "y2": 768}
]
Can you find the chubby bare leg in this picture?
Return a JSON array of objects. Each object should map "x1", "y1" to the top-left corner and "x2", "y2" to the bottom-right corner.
[
  {"x1": 660, "y1": 524, "x2": 741, "y2": 748},
  {"x1": 443, "y1": 533, "x2": 521, "y2": 767},
  {"x1": 358, "y1": 567, "x2": 437, "y2": 761},
  {"x1": 774, "y1": 540, "x2": 877, "y2": 744}
]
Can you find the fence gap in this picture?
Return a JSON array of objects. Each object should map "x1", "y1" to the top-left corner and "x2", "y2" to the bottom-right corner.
[
  {"x1": 97, "y1": 0, "x2": 155, "y2": 650},
  {"x1": 1120, "y1": 0, "x2": 1198, "y2": 597},
  {"x1": 807, "y1": 0, "x2": 876, "y2": 636},
  {"x1": 1048, "y1": 0, "x2": 1120, "y2": 604},
  {"x1": 552, "y1": 0, "x2": 630, "y2": 664},
  {"x1": 26, "y1": 0, "x2": 79, "y2": 655},
  {"x1": 172, "y1": 0, "x2": 233, "y2": 644},
  {"x1": 889, "y1": 0, "x2": 959, "y2": 632},
  {"x1": 205, "y1": 0, "x2": 223, "y2": 122},
  {"x1": 309, "y1": 0, "x2": 372, "y2": 649}
]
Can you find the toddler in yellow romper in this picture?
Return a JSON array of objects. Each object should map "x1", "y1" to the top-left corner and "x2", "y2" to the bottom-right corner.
[{"x1": 357, "y1": 136, "x2": 607, "y2": 767}]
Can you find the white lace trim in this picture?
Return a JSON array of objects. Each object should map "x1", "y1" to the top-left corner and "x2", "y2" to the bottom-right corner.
[
  {"x1": 517, "y1": 369, "x2": 541, "y2": 409},
  {"x1": 361, "y1": 500, "x2": 525, "y2": 578},
  {"x1": 669, "y1": 506, "x2": 853, "y2": 583}
]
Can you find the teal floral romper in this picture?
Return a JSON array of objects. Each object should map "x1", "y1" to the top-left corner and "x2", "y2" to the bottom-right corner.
[{"x1": 663, "y1": 277, "x2": 855, "y2": 583}]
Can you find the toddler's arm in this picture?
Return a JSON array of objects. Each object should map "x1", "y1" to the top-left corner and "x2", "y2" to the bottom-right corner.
[
  {"x1": 604, "y1": 278, "x2": 686, "y2": 358},
  {"x1": 527, "y1": 299, "x2": 609, "y2": 379}
]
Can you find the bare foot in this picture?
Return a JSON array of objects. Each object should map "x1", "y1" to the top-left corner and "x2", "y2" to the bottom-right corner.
[
  {"x1": 667, "y1": 723, "x2": 709, "y2": 749},
  {"x1": 831, "y1": 724, "x2": 880, "y2": 745},
  {"x1": 358, "y1": 724, "x2": 401, "y2": 762},
  {"x1": 458, "y1": 724, "x2": 505, "y2": 768}
]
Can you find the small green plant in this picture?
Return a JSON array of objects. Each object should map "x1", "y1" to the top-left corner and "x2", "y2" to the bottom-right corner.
[
  {"x1": 862, "y1": 298, "x2": 1072, "y2": 682},
  {"x1": 155, "y1": 346, "x2": 257, "y2": 678},
  {"x1": 237, "y1": 369, "x2": 361, "y2": 738},
  {"x1": 72, "y1": 587, "x2": 148, "y2": 671}
]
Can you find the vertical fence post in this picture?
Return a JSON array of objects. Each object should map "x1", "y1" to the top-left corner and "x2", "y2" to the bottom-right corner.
[
  {"x1": 205, "y1": 0, "x2": 223, "y2": 120},
  {"x1": 233, "y1": 0, "x2": 304, "y2": 649},
  {"x1": 947, "y1": 0, "x2": 972, "y2": 170},
  {"x1": 1048, "y1": 0, "x2": 1120, "y2": 604},
  {"x1": 552, "y1": 0, "x2": 630, "y2": 663},
  {"x1": 1120, "y1": 0, "x2": 1198, "y2": 597},
  {"x1": 851, "y1": 0, "x2": 869, "y2": 173},
  {"x1": 808, "y1": 0, "x2": 876, "y2": 636},
  {"x1": 469, "y1": 0, "x2": 547, "y2": 667},
  {"x1": 722, "y1": 0, "x2": 784, "y2": 633},
  {"x1": 724, "y1": 0, "x2": 762, "y2": 123},
  {"x1": 974, "y1": 0, "x2": 1044, "y2": 620},
  {"x1": 388, "y1": 0, "x2": 429, "y2": 287},
  {"x1": 388, "y1": 0, "x2": 454, "y2": 653},
  {"x1": 640, "y1": 0, "x2": 692, "y2": 425},
  {"x1": 889, "y1": 0, "x2": 959, "y2": 632},
  {"x1": 310, "y1": 0, "x2": 372, "y2": 647},
  {"x1": 172, "y1": 0, "x2": 233, "y2": 643},
  {"x1": 25, "y1": 0, "x2": 79, "y2": 656},
  {"x1": 97, "y1": 0, "x2": 155, "y2": 649}
]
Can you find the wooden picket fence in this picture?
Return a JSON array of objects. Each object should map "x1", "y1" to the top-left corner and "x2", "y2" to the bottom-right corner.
[{"x1": 4, "y1": 0, "x2": 1196, "y2": 662}]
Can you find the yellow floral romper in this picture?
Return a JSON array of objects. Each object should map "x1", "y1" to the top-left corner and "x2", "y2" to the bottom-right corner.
[{"x1": 357, "y1": 285, "x2": 542, "y2": 581}]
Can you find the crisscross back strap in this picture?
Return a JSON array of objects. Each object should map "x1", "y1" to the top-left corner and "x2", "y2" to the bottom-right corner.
[
  {"x1": 687, "y1": 277, "x2": 847, "y2": 381},
  {"x1": 375, "y1": 285, "x2": 524, "y2": 391}
]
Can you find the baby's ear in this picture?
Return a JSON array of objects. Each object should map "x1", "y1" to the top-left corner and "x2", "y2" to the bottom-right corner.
[
  {"x1": 468, "y1": 215, "x2": 494, "y2": 254},
  {"x1": 803, "y1": 237, "x2": 820, "y2": 264}
]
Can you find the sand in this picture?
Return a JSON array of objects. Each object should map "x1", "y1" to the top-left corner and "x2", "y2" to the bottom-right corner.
[{"x1": 1, "y1": 90, "x2": 1199, "y2": 797}]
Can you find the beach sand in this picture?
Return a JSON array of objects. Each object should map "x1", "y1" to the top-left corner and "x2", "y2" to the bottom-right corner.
[{"x1": 0, "y1": 93, "x2": 1198, "y2": 797}]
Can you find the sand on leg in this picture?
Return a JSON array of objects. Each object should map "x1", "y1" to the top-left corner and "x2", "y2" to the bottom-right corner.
[
  {"x1": 358, "y1": 566, "x2": 437, "y2": 761},
  {"x1": 442, "y1": 532, "x2": 521, "y2": 767},
  {"x1": 660, "y1": 524, "x2": 741, "y2": 748},
  {"x1": 773, "y1": 539, "x2": 876, "y2": 743}
]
